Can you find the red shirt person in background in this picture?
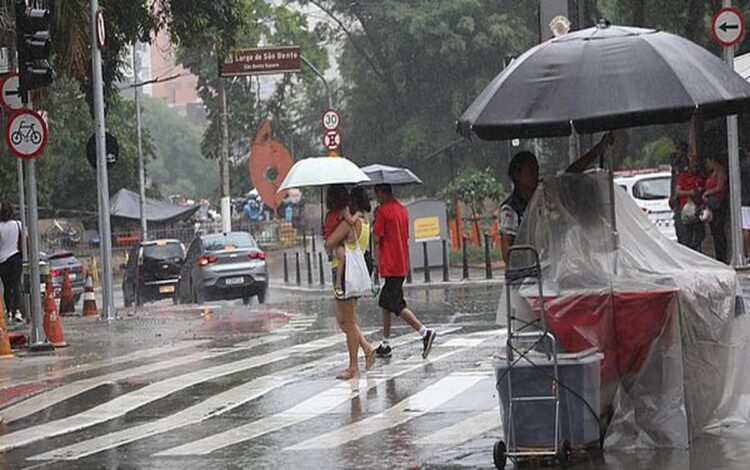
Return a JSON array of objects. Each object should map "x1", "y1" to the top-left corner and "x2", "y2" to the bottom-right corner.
[
  {"x1": 674, "y1": 153, "x2": 706, "y2": 252},
  {"x1": 372, "y1": 184, "x2": 436, "y2": 359}
]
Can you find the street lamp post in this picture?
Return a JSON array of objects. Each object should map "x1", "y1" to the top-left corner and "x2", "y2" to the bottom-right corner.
[{"x1": 301, "y1": 55, "x2": 332, "y2": 108}]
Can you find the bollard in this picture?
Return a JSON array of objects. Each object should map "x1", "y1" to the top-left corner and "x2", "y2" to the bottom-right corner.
[
  {"x1": 302, "y1": 230, "x2": 307, "y2": 250},
  {"x1": 283, "y1": 252, "x2": 289, "y2": 284},
  {"x1": 484, "y1": 234, "x2": 493, "y2": 280},
  {"x1": 295, "y1": 252, "x2": 301, "y2": 285},
  {"x1": 406, "y1": 264, "x2": 412, "y2": 284},
  {"x1": 311, "y1": 230, "x2": 317, "y2": 267},
  {"x1": 442, "y1": 240, "x2": 449, "y2": 282},
  {"x1": 422, "y1": 241, "x2": 431, "y2": 283},
  {"x1": 318, "y1": 252, "x2": 325, "y2": 285},
  {"x1": 462, "y1": 236, "x2": 469, "y2": 279},
  {"x1": 306, "y1": 252, "x2": 313, "y2": 285}
]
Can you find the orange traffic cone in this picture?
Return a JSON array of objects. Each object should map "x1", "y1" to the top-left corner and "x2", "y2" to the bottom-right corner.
[
  {"x1": 59, "y1": 270, "x2": 76, "y2": 316},
  {"x1": 0, "y1": 296, "x2": 14, "y2": 359},
  {"x1": 82, "y1": 271, "x2": 98, "y2": 317},
  {"x1": 43, "y1": 279, "x2": 68, "y2": 348}
]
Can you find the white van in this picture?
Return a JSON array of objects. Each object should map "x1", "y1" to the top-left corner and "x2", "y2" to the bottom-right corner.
[{"x1": 614, "y1": 170, "x2": 676, "y2": 241}]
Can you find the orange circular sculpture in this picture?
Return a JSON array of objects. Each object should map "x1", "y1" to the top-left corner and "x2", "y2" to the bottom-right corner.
[{"x1": 248, "y1": 119, "x2": 293, "y2": 210}]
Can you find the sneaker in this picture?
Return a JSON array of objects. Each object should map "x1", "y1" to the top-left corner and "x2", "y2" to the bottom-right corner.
[
  {"x1": 422, "y1": 330, "x2": 436, "y2": 359},
  {"x1": 375, "y1": 343, "x2": 392, "y2": 358},
  {"x1": 13, "y1": 311, "x2": 24, "y2": 323}
]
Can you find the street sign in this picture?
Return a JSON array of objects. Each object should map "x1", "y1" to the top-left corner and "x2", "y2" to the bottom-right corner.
[
  {"x1": 5, "y1": 108, "x2": 47, "y2": 159},
  {"x1": 323, "y1": 130, "x2": 341, "y2": 151},
  {"x1": 95, "y1": 9, "x2": 106, "y2": 49},
  {"x1": 86, "y1": 132, "x2": 118, "y2": 169},
  {"x1": 712, "y1": 7, "x2": 745, "y2": 48},
  {"x1": 220, "y1": 46, "x2": 301, "y2": 77},
  {"x1": 0, "y1": 73, "x2": 22, "y2": 111},
  {"x1": 322, "y1": 108, "x2": 340, "y2": 131}
]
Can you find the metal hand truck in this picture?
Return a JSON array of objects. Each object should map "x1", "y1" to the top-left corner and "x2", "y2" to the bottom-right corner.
[{"x1": 493, "y1": 245, "x2": 571, "y2": 468}]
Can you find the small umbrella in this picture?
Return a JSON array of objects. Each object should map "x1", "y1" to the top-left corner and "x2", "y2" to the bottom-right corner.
[
  {"x1": 458, "y1": 22, "x2": 750, "y2": 140},
  {"x1": 277, "y1": 156, "x2": 371, "y2": 235},
  {"x1": 359, "y1": 164, "x2": 423, "y2": 186},
  {"x1": 278, "y1": 156, "x2": 370, "y2": 191}
]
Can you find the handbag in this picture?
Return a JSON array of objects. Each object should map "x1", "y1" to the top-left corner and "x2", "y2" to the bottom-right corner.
[
  {"x1": 344, "y1": 241, "x2": 372, "y2": 298},
  {"x1": 681, "y1": 200, "x2": 698, "y2": 225}
]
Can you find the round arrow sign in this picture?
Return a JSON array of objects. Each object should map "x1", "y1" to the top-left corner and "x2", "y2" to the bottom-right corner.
[
  {"x1": 0, "y1": 73, "x2": 22, "y2": 111},
  {"x1": 712, "y1": 7, "x2": 745, "y2": 48},
  {"x1": 5, "y1": 109, "x2": 48, "y2": 159}
]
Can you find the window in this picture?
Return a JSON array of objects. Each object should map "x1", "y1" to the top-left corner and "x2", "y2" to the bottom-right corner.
[
  {"x1": 141, "y1": 242, "x2": 184, "y2": 261},
  {"x1": 632, "y1": 177, "x2": 670, "y2": 201},
  {"x1": 201, "y1": 232, "x2": 257, "y2": 252}
]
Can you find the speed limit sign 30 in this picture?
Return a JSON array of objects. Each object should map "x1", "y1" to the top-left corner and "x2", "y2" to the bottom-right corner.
[
  {"x1": 322, "y1": 108, "x2": 340, "y2": 131},
  {"x1": 5, "y1": 109, "x2": 48, "y2": 159}
]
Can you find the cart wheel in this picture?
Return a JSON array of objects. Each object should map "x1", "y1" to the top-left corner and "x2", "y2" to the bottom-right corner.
[
  {"x1": 558, "y1": 440, "x2": 572, "y2": 468},
  {"x1": 493, "y1": 440, "x2": 507, "y2": 469}
]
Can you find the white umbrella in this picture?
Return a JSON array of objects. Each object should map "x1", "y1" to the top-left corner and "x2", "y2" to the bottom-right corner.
[
  {"x1": 360, "y1": 163, "x2": 422, "y2": 186},
  {"x1": 277, "y1": 156, "x2": 370, "y2": 191}
]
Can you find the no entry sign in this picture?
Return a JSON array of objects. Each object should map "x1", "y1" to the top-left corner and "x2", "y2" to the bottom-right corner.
[
  {"x1": 712, "y1": 7, "x2": 745, "y2": 48},
  {"x1": 5, "y1": 109, "x2": 48, "y2": 159}
]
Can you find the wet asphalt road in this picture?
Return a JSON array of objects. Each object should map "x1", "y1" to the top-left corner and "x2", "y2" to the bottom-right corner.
[{"x1": 3, "y1": 282, "x2": 750, "y2": 469}]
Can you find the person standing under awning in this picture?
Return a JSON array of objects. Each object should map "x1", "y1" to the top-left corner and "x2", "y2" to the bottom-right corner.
[{"x1": 499, "y1": 133, "x2": 614, "y2": 264}]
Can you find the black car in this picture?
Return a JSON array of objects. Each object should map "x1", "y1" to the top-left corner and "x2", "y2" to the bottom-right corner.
[{"x1": 122, "y1": 239, "x2": 185, "y2": 307}]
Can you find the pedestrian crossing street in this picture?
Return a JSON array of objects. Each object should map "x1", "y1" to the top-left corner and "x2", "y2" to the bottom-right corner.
[{"x1": 1, "y1": 322, "x2": 506, "y2": 467}]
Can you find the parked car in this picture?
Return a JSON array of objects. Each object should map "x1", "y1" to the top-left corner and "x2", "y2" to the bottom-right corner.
[
  {"x1": 614, "y1": 170, "x2": 677, "y2": 241},
  {"x1": 122, "y1": 239, "x2": 185, "y2": 307},
  {"x1": 41, "y1": 251, "x2": 85, "y2": 304},
  {"x1": 176, "y1": 231, "x2": 267, "y2": 305}
]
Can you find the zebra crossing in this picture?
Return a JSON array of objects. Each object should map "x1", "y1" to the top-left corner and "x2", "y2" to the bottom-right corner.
[{"x1": 1, "y1": 325, "x2": 504, "y2": 467}]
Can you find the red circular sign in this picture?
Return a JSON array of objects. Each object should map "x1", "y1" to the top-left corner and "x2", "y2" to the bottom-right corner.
[
  {"x1": 5, "y1": 109, "x2": 48, "y2": 159},
  {"x1": 96, "y1": 10, "x2": 106, "y2": 49},
  {"x1": 712, "y1": 7, "x2": 745, "y2": 48},
  {"x1": 323, "y1": 130, "x2": 341, "y2": 150}
]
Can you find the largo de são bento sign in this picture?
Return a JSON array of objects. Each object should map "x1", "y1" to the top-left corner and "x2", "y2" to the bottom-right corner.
[{"x1": 220, "y1": 46, "x2": 301, "y2": 77}]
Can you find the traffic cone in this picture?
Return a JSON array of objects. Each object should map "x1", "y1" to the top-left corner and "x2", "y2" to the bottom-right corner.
[
  {"x1": 0, "y1": 296, "x2": 14, "y2": 359},
  {"x1": 59, "y1": 270, "x2": 76, "y2": 316},
  {"x1": 43, "y1": 279, "x2": 68, "y2": 348},
  {"x1": 82, "y1": 271, "x2": 98, "y2": 317}
]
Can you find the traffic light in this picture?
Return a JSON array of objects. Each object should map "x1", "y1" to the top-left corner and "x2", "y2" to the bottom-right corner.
[{"x1": 15, "y1": 0, "x2": 52, "y2": 100}]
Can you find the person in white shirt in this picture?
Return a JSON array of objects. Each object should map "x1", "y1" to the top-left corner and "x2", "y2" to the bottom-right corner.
[{"x1": 0, "y1": 201, "x2": 23, "y2": 322}]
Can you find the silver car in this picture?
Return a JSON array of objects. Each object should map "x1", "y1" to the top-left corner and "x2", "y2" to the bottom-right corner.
[{"x1": 176, "y1": 232, "x2": 268, "y2": 305}]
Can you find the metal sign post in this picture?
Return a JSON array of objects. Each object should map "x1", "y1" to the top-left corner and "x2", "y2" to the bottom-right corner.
[
  {"x1": 716, "y1": 2, "x2": 745, "y2": 267},
  {"x1": 219, "y1": 78, "x2": 231, "y2": 233},
  {"x1": 90, "y1": 1, "x2": 115, "y2": 319},
  {"x1": 133, "y1": 43, "x2": 147, "y2": 240}
]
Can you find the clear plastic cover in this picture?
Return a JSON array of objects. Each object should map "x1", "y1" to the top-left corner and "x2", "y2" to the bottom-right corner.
[{"x1": 504, "y1": 171, "x2": 749, "y2": 450}]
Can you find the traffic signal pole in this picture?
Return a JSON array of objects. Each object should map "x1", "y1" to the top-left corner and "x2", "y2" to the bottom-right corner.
[
  {"x1": 90, "y1": 0, "x2": 115, "y2": 320},
  {"x1": 219, "y1": 79, "x2": 231, "y2": 233}
]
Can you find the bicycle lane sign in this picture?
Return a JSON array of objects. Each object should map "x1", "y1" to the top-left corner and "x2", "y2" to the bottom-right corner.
[{"x1": 5, "y1": 109, "x2": 47, "y2": 159}]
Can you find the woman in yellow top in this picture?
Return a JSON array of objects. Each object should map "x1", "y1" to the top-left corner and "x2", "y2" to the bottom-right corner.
[{"x1": 325, "y1": 186, "x2": 376, "y2": 380}]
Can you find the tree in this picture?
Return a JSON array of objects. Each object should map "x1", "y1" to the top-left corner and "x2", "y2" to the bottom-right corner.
[{"x1": 440, "y1": 168, "x2": 505, "y2": 246}]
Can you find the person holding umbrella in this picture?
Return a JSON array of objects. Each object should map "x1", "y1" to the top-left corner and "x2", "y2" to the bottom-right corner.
[
  {"x1": 372, "y1": 183, "x2": 436, "y2": 359},
  {"x1": 499, "y1": 133, "x2": 614, "y2": 264}
]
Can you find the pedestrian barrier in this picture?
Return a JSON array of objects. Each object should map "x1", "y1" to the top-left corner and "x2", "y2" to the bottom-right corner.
[
  {"x1": 82, "y1": 271, "x2": 98, "y2": 317},
  {"x1": 43, "y1": 279, "x2": 68, "y2": 348},
  {"x1": 59, "y1": 270, "x2": 76, "y2": 316},
  {"x1": 0, "y1": 297, "x2": 15, "y2": 359}
]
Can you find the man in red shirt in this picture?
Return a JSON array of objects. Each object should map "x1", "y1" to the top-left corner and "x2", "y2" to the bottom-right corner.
[{"x1": 372, "y1": 184, "x2": 436, "y2": 359}]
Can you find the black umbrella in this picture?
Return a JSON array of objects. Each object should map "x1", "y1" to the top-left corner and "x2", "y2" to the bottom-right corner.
[
  {"x1": 359, "y1": 164, "x2": 423, "y2": 186},
  {"x1": 458, "y1": 22, "x2": 750, "y2": 140}
]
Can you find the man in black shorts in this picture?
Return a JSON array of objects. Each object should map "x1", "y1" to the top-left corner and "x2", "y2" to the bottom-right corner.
[{"x1": 372, "y1": 184, "x2": 436, "y2": 359}]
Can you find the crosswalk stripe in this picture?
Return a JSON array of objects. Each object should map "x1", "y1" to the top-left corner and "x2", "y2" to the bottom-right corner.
[
  {"x1": 415, "y1": 407, "x2": 500, "y2": 446},
  {"x1": 0, "y1": 340, "x2": 211, "y2": 390},
  {"x1": 28, "y1": 326, "x2": 464, "y2": 461},
  {"x1": 1, "y1": 336, "x2": 287, "y2": 424},
  {"x1": 155, "y1": 328, "x2": 502, "y2": 457},
  {"x1": 286, "y1": 370, "x2": 494, "y2": 451},
  {"x1": 0, "y1": 332, "x2": 349, "y2": 453}
]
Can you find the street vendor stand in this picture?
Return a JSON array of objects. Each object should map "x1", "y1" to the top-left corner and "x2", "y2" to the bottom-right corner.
[{"x1": 457, "y1": 20, "x2": 750, "y2": 467}]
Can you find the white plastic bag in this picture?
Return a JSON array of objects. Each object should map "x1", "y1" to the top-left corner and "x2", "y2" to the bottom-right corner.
[{"x1": 345, "y1": 242, "x2": 371, "y2": 298}]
